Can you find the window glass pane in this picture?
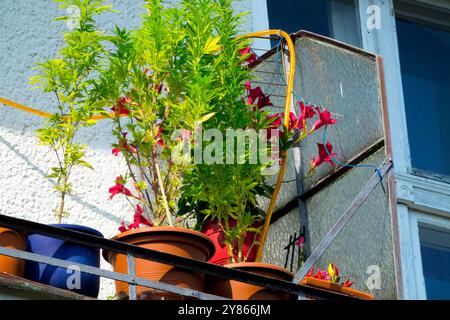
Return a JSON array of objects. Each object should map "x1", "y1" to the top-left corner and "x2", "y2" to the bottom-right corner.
[
  {"x1": 419, "y1": 224, "x2": 450, "y2": 300},
  {"x1": 266, "y1": 0, "x2": 361, "y2": 47},
  {"x1": 396, "y1": 18, "x2": 450, "y2": 177}
]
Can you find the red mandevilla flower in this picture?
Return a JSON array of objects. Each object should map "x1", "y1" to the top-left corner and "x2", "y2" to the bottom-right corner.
[
  {"x1": 310, "y1": 142, "x2": 336, "y2": 169},
  {"x1": 266, "y1": 113, "x2": 282, "y2": 129},
  {"x1": 156, "y1": 126, "x2": 164, "y2": 147},
  {"x1": 311, "y1": 108, "x2": 337, "y2": 131},
  {"x1": 265, "y1": 113, "x2": 282, "y2": 140},
  {"x1": 287, "y1": 112, "x2": 302, "y2": 131},
  {"x1": 240, "y1": 47, "x2": 257, "y2": 64},
  {"x1": 127, "y1": 204, "x2": 153, "y2": 230},
  {"x1": 314, "y1": 270, "x2": 331, "y2": 281},
  {"x1": 245, "y1": 82, "x2": 273, "y2": 109},
  {"x1": 299, "y1": 101, "x2": 316, "y2": 120},
  {"x1": 111, "y1": 96, "x2": 132, "y2": 115},
  {"x1": 343, "y1": 279, "x2": 353, "y2": 288},
  {"x1": 295, "y1": 236, "x2": 305, "y2": 249},
  {"x1": 118, "y1": 221, "x2": 128, "y2": 232},
  {"x1": 298, "y1": 101, "x2": 316, "y2": 130},
  {"x1": 112, "y1": 132, "x2": 137, "y2": 156},
  {"x1": 112, "y1": 147, "x2": 120, "y2": 156},
  {"x1": 109, "y1": 176, "x2": 133, "y2": 200}
]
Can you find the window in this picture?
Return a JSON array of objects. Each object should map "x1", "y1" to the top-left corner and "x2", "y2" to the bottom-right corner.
[
  {"x1": 266, "y1": 0, "x2": 361, "y2": 47},
  {"x1": 396, "y1": 17, "x2": 450, "y2": 178},
  {"x1": 419, "y1": 223, "x2": 450, "y2": 299}
]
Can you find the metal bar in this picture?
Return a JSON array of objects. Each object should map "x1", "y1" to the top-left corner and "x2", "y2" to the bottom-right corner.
[
  {"x1": 284, "y1": 235, "x2": 292, "y2": 269},
  {"x1": 293, "y1": 156, "x2": 393, "y2": 283},
  {"x1": 290, "y1": 232, "x2": 296, "y2": 272},
  {"x1": 0, "y1": 222, "x2": 355, "y2": 300},
  {"x1": 0, "y1": 246, "x2": 226, "y2": 300},
  {"x1": 252, "y1": 81, "x2": 285, "y2": 87},
  {"x1": 261, "y1": 93, "x2": 286, "y2": 98},
  {"x1": 127, "y1": 251, "x2": 137, "y2": 300},
  {"x1": 299, "y1": 139, "x2": 386, "y2": 200},
  {"x1": 267, "y1": 139, "x2": 386, "y2": 227},
  {"x1": 252, "y1": 69, "x2": 281, "y2": 75}
]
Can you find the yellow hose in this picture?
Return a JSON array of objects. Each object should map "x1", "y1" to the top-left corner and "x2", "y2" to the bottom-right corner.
[
  {"x1": 0, "y1": 97, "x2": 116, "y2": 120},
  {"x1": 0, "y1": 97, "x2": 52, "y2": 118},
  {"x1": 239, "y1": 30, "x2": 295, "y2": 262}
]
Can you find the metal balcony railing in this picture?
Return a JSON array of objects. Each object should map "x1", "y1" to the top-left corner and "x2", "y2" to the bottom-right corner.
[{"x1": 0, "y1": 214, "x2": 356, "y2": 300}]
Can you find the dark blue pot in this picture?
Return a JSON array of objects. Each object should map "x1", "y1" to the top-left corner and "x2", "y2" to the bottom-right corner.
[{"x1": 24, "y1": 224, "x2": 103, "y2": 298}]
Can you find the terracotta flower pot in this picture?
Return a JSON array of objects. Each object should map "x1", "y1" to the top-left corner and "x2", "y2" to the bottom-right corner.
[
  {"x1": 301, "y1": 277, "x2": 374, "y2": 300},
  {"x1": 202, "y1": 220, "x2": 261, "y2": 265},
  {"x1": 103, "y1": 227, "x2": 215, "y2": 300},
  {"x1": 207, "y1": 262, "x2": 294, "y2": 300},
  {"x1": 0, "y1": 227, "x2": 26, "y2": 277}
]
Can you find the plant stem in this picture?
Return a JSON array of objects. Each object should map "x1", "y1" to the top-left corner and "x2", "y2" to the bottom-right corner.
[
  {"x1": 57, "y1": 174, "x2": 68, "y2": 224},
  {"x1": 154, "y1": 161, "x2": 173, "y2": 226}
]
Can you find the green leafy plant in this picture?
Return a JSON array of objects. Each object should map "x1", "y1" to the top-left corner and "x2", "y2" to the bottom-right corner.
[
  {"x1": 88, "y1": 0, "x2": 255, "y2": 231},
  {"x1": 176, "y1": 1, "x2": 279, "y2": 263},
  {"x1": 31, "y1": 0, "x2": 113, "y2": 223}
]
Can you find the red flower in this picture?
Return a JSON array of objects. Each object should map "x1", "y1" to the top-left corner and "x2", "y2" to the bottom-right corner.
[
  {"x1": 295, "y1": 236, "x2": 305, "y2": 248},
  {"x1": 343, "y1": 279, "x2": 353, "y2": 288},
  {"x1": 314, "y1": 270, "x2": 331, "y2": 281},
  {"x1": 111, "y1": 96, "x2": 132, "y2": 115},
  {"x1": 245, "y1": 82, "x2": 272, "y2": 109},
  {"x1": 118, "y1": 221, "x2": 128, "y2": 233},
  {"x1": 311, "y1": 143, "x2": 335, "y2": 169},
  {"x1": 306, "y1": 268, "x2": 315, "y2": 277},
  {"x1": 112, "y1": 147, "x2": 120, "y2": 156},
  {"x1": 266, "y1": 113, "x2": 282, "y2": 129},
  {"x1": 257, "y1": 93, "x2": 273, "y2": 109},
  {"x1": 299, "y1": 101, "x2": 316, "y2": 120},
  {"x1": 286, "y1": 112, "x2": 306, "y2": 131},
  {"x1": 112, "y1": 132, "x2": 137, "y2": 156},
  {"x1": 311, "y1": 108, "x2": 337, "y2": 131},
  {"x1": 109, "y1": 176, "x2": 133, "y2": 200},
  {"x1": 247, "y1": 86, "x2": 262, "y2": 105},
  {"x1": 156, "y1": 126, "x2": 164, "y2": 147},
  {"x1": 264, "y1": 113, "x2": 282, "y2": 140},
  {"x1": 240, "y1": 47, "x2": 257, "y2": 64},
  {"x1": 298, "y1": 101, "x2": 316, "y2": 130},
  {"x1": 127, "y1": 204, "x2": 153, "y2": 230}
]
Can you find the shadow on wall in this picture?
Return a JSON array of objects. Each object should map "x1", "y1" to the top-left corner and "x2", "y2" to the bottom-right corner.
[{"x1": 0, "y1": 133, "x2": 121, "y2": 224}]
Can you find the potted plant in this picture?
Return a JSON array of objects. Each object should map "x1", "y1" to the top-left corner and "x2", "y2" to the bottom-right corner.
[
  {"x1": 178, "y1": 40, "x2": 339, "y2": 298},
  {"x1": 301, "y1": 263, "x2": 374, "y2": 300},
  {"x1": 0, "y1": 227, "x2": 26, "y2": 277},
  {"x1": 89, "y1": 0, "x2": 263, "y2": 300},
  {"x1": 23, "y1": 0, "x2": 108, "y2": 298}
]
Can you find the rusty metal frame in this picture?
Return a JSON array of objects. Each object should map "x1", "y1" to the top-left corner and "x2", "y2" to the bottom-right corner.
[
  {"x1": 0, "y1": 214, "x2": 357, "y2": 300},
  {"x1": 293, "y1": 156, "x2": 393, "y2": 283},
  {"x1": 250, "y1": 31, "x2": 402, "y2": 297}
]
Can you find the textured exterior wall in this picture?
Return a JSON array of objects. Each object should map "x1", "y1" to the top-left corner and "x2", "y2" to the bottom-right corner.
[{"x1": 0, "y1": 0, "x2": 254, "y2": 299}]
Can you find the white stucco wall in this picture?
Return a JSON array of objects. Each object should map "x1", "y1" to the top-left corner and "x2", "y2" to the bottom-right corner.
[{"x1": 0, "y1": 0, "x2": 255, "y2": 299}]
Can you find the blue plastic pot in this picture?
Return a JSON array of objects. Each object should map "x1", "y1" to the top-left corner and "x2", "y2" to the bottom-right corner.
[{"x1": 24, "y1": 224, "x2": 103, "y2": 298}]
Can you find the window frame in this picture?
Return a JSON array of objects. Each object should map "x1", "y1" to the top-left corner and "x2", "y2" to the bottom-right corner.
[
  {"x1": 358, "y1": 0, "x2": 450, "y2": 299},
  {"x1": 408, "y1": 210, "x2": 450, "y2": 299}
]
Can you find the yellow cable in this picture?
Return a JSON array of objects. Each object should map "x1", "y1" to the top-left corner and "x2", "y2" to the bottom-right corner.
[
  {"x1": 0, "y1": 96, "x2": 116, "y2": 120},
  {"x1": 239, "y1": 30, "x2": 296, "y2": 262},
  {"x1": 0, "y1": 97, "x2": 51, "y2": 118}
]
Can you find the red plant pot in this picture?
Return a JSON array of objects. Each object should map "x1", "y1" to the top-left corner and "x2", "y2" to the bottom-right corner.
[{"x1": 201, "y1": 220, "x2": 261, "y2": 265}]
